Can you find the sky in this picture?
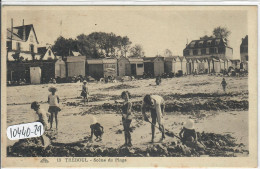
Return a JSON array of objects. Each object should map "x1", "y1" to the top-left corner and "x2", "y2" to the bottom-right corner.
[{"x1": 5, "y1": 6, "x2": 248, "y2": 59}]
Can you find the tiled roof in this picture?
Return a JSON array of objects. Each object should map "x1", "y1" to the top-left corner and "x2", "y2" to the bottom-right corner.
[{"x1": 7, "y1": 24, "x2": 39, "y2": 43}]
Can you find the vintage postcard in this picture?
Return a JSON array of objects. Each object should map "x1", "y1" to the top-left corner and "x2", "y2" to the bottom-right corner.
[{"x1": 1, "y1": 5, "x2": 258, "y2": 168}]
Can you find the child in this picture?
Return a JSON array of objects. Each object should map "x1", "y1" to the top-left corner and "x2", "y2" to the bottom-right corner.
[
  {"x1": 120, "y1": 91, "x2": 133, "y2": 146},
  {"x1": 48, "y1": 86, "x2": 61, "y2": 130},
  {"x1": 179, "y1": 119, "x2": 205, "y2": 150},
  {"x1": 31, "y1": 101, "x2": 50, "y2": 146},
  {"x1": 81, "y1": 80, "x2": 89, "y2": 105},
  {"x1": 179, "y1": 119, "x2": 197, "y2": 146},
  {"x1": 155, "y1": 76, "x2": 162, "y2": 85},
  {"x1": 90, "y1": 116, "x2": 104, "y2": 142},
  {"x1": 31, "y1": 101, "x2": 50, "y2": 130},
  {"x1": 221, "y1": 78, "x2": 227, "y2": 92}
]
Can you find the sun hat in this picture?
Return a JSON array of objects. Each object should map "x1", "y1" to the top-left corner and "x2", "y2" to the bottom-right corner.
[
  {"x1": 48, "y1": 86, "x2": 57, "y2": 92},
  {"x1": 184, "y1": 119, "x2": 194, "y2": 130},
  {"x1": 83, "y1": 80, "x2": 87, "y2": 83}
]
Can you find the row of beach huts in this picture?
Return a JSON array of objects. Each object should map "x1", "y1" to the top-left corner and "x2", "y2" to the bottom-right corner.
[{"x1": 7, "y1": 55, "x2": 241, "y2": 84}]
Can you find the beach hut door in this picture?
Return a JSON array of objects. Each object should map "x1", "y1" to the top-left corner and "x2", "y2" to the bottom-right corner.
[{"x1": 131, "y1": 64, "x2": 137, "y2": 76}]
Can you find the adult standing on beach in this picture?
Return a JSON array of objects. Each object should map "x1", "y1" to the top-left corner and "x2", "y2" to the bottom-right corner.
[
  {"x1": 141, "y1": 94, "x2": 165, "y2": 143},
  {"x1": 48, "y1": 86, "x2": 61, "y2": 130}
]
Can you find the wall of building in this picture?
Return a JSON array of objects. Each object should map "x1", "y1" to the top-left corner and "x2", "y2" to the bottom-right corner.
[
  {"x1": 154, "y1": 59, "x2": 164, "y2": 76},
  {"x1": 67, "y1": 61, "x2": 85, "y2": 77}
]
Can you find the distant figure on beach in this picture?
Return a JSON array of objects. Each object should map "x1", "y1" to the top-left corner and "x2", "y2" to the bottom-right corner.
[
  {"x1": 81, "y1": 80, "x2": 89, "y2": 104},
  {"x1": 221, "y1": 78, "x2": 227, "y2": 92},
  {"x1": 142, "y1": 94, "x2": 165, "y2": 143},
  {"x1": 155, "y1": 76, "x2": 161, "y2": 85},
  {"x1": 31, "y1": 101, "x2": 50, "y2": 146},
  {"x1": 48, "y1": 86, "x2": 61, "y2": 130}
]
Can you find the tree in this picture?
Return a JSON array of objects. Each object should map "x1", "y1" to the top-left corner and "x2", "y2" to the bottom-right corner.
[
  {"x1": 52, "y1": 36, "x2": 78, "y2": 59},
  {"x1": 129, "y1": 44, "x2": 145, "y2": 58},
  {"x1": 213, "y1": 26, "x2": 231, "y2": 39},
  {"x1": 164, "y1": 49, "x2": 172, "y2": 57}
]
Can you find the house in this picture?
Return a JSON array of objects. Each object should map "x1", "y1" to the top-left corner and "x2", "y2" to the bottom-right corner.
[
  {"x1": 183, "y1": 38, "x2": 233, "y2": 60},
  {"x1": 37, "y1": 46, "x2": 56, "y2": 60},
  {"x1": 7, "y1": 61, "x2": 56, "y2": 83},
  {"x1": 66, "y1": 56, "x2": 86, "y2": 77},
  {"x1": 240, "y1": 35, "x2": 248, "y2": 71},
  {"x1": 7, "y1": 22, "x2": 41, "y2": 61},
  {"x1": 143, "y1": 56, "x2": 164, "y2": 77},
  {"x1": 128, "y1": 58, "x2": 144, "y2": 76},
  {"x1": 118, "y1": 57, "x2": 131, "y2": 77}
]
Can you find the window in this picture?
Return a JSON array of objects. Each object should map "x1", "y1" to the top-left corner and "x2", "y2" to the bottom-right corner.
[
  {"x1": 215, "y1": 39, "x2": 220, "y2": 45},
  {"x1": 244, "y1": 47, "x2": 248, "y2": 53},
  {"x1": 209, "y1": 48, "x2": 215, "y2": 54},
  {"x1": 7, "y1": 41, "x2": 12, "y2": 50},
  {"x1": 190, "y1": 41, "x2": 196, "y2": 48},
  {"x1": 198, "y1": 41, "x2": 204, "y2": 47},
  {"x1": 193, "y1": 49, "x2": 198, "y2": 55},
  {"x1": 201, "y1": 48, "x2": 206, "y2": 55},
  {"x1": 183, "y1": 50, "x2": 189, "y2": 56},
  {"x1": 16, "y1": 42, "x2": 21, "y2": 51},
  {"x1": 30, "y1": 44, "x2": 34, "y2": 53},
  {"x1": 207, "y1": 40, "x2": 212, "y2": 46},
  {"x1": 218, "y1": 47, "x2": 225, "y2": 54},
  {"x1": 48, "y1": 50, "x2": 51, "y2": 56},
  {"x1": 137, "y1": 64, "x2": 143, "y2": 68}
]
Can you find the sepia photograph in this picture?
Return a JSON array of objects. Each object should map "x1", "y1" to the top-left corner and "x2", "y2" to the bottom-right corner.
[{"x1": 1, "y1": 5, "x2": 258, "y2": 168}]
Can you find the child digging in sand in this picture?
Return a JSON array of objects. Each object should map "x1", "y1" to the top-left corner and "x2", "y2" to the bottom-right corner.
[
  {"x1": 90, "y1": 116, "x2": 104, "y2": 142},
  {"x1": 31, "y1": 101, "x2": 50, "y2": 146},
  {"x1": 48, "y1": 86, "x2": 61, "y2": 130},
  {"x1": 179, "y1": 119, "x2": 205, "y2": 150}
]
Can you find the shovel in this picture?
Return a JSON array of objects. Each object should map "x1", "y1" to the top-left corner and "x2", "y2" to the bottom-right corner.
[{"x1": 146, "y1": 120, "x2": 181, "y2": 140}]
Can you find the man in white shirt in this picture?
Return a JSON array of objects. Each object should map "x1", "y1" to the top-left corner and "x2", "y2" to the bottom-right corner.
[{"x1": 142, "y1": 94, "x2": 165, "y2": 143}]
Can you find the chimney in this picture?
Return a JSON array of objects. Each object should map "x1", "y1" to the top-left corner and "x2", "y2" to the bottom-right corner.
[
  {"x1": 10, "y1": 18, "x2": 13, "y2": 49},
  {"x1": 23, "y1": 19, "x2": 26, "y2": 41}
]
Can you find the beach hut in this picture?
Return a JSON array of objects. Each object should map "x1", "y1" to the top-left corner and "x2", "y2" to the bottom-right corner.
[
  {"x1": 186, "y1": 59, "x2": 192, "y2": 75},
  {"x1": 180, "y1": 57, "x2": 187, "y2": 74},
  {"x1": 203, "y1": 59, "x2": 209, "y2": 73},
  {"x1": 118, "y1": 57, "x2": 131, "y2": 77},
  {"x1": 174, "y1": 56, "x2": 182, "y2": 74},
  {"x1": 164, "y1": 57, "x2": 176, "y2": 73},
  {"x1": 129, "y1": 58, "x2": 144, "y2": 76},
  {"x1": 30, "y1": 67, "x2": 41, "y2": 84},
  {"x1": 66, "y1": 56, "x2": 86, "y2": 77},
  {"x1": 144, "y1": 56, "x2": 164, "y2": 76},
  {"x1": 103, "y1": 58, "x2": 117, "y2": 78},
  {"x1": 220, "y1": 59, "x2": 225, "y2": 71},
  {"x1": 213, "y1": 58, "x2": 221, "y2": 73},
  {"x1": 86, "y1": 59, "x2": 104, "y2": 79},
  {"x1": 208, "y1": 59, "x2": 214, "y2": 73},
  {"x1": 55, "y1": 58, "x2": 66, "y2": 78},
  {"x1": 193, "y1": 59, "x2": 199, "y2": 74}
]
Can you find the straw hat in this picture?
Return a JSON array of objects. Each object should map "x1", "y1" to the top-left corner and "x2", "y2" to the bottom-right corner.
[
  {"x1": 48, "y1": 86, "x2": 57, "y2": 92},
  {"x1": 184, "y1": 119, "x2": 194, "y2": 130},
  {"x1": 83, "y1": 80, "x2": 87, "y2": 83}
]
